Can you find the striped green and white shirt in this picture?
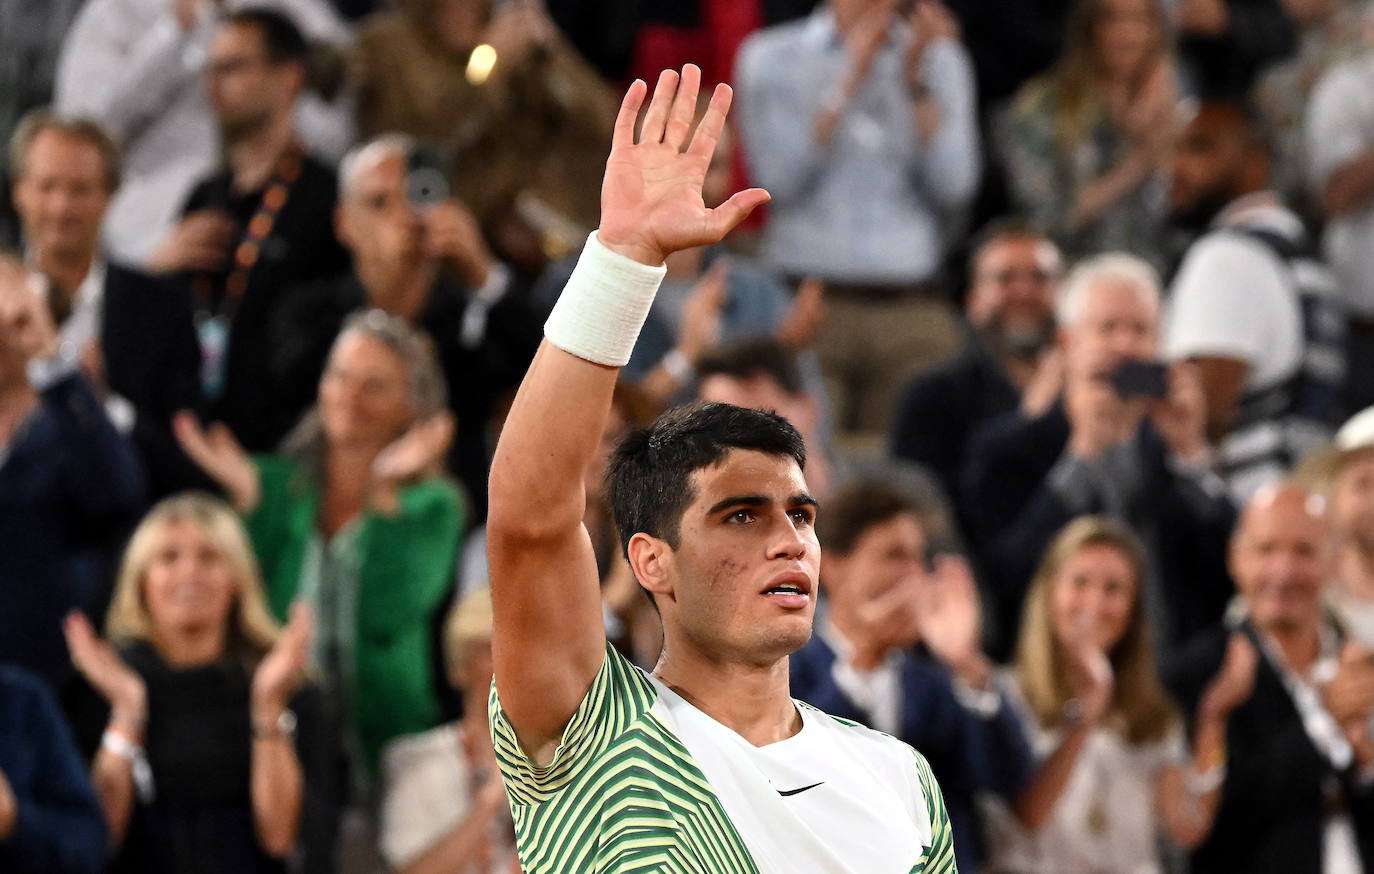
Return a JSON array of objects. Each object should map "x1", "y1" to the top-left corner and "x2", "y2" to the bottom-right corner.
[{"x1": 490, "y1": 644, "x2": 957, "y2": 874}]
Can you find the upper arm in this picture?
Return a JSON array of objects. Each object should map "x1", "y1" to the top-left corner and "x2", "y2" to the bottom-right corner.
[
  {"x1": 1190, "y1": 357, "x2": 1252, "y2": 442},
  {"x1": 1305, "y1": 65, "x2": 1369, "y2": 191}
]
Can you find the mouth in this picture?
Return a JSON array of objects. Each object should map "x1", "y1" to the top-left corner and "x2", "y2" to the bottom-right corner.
[{"x1": 760, "y1": 572, "x2": 813, "y2": 610}]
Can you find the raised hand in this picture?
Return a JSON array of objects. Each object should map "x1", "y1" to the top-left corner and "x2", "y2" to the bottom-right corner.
[
  {"x1": 1151, "y1": 362, "x2": 1209, "y2": 462},
  {"x1": 776, "y1": 278, "x2": 826, "y2": 351},
  {"x1": 64, "y1": 612, "x2": 147, "y2": 729},
  {"x1": 599, "y1": 65, "x2": 770, "y2": 267},
  {"x1": 372, "y1": 411, "x2": 455, "y2": 486},
  {"x1": 173, "y1": 411, "x2": 260, "y2": 513},
  {"x1": 1064, "y1": 615, "x2": 1114, "y2": 726},
  {"x1": 252, "y1": 602, "x2": 314, "y2": 717},
  {"x1": 1199, "y1": 633, "x2": 1258, "y2": 720},
  {"x1": 676, "y1": 261, "x2": 728, "y2": 364},
  {"x1": 1321, "y1": 642, "x2": 1374, "y2": 732},
  {"x1": 0, "y1": 260, "x2": 59, "y2": 363},
  {"x1": 915, "y1": 555, "x2": 989, "y2": 686}
]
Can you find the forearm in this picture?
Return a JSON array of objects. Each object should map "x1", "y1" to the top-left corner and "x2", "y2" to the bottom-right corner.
[
  {"x1": 249, "y1": 735, "x2": 303, "y2": 857},
  {"x1": 1014, "y1": 722, "x2": 1091, "y2": 830},
  {"x1": 1160, "y1": 712, "x2": 1229, "y2": 848},
  {"x1": 90, "y1": 752, "x2": 136, "y2": 849},
  {"x1": 1323, "y1": 151, "x2": 1374, "y2": 216},
  {"x1": 1070, "y1": 150, "x2": 1157, "y2": 230}
]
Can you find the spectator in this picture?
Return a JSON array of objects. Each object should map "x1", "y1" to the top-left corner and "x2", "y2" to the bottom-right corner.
[
  {"x1": 962, "y1": 254, "x2": 1235, "y2": 660},
  {"x1": 789, "y1": 479, "x2": 1033, "y2": 874},
  {"x1": 1166, "y1": 99, "x2": 1345, "y2": 503},
  {"x1": 174, "y1": 310, "x2": 464, "y2": 868},
  {"x1": 54, "y1": 0, "x2": 353, "y2": 267},
  {"x1": 62, "y1": 492, "x2": 317, "y2": 874},
  {"x1": 0, "y1": 256, "x2": 145, "y2": 684},
  {"x1": 0, "y1": 662, "x2": 106, "y2": 874},
  {"x1": 696, "y1": 337, "x2": 835, "y2": 499},
  {"x1": 378, "y1": 588, "x2": 518, "y2": 874},
  {"x1": 146, "y1": 9, "x2": 350, "y2": 453},
  {"x1": 945, "y1": 0, "x2": 1073, "y2": 111},
  {"x1": 736, "y1": 0, "x2": 980, "y2": 440},
  {"x1": 1167, "y1": 484, "x2": 1374, "y2": 874},
  {"x1": 267, "y1": 135, "x2": 541, "y2": 516},
  {"x1": 0, "y1": 0, "x2": 85, "y2": 246},
  {"x1": 10, "y1": 111, "x2": 204, "y2": 497},
  {"x1": 1176, "y1": 0, "x2": 1302, "y2": 99},
  {"x1": 1307, "y1": 34, "x2": 1374, "y2": 416},
  {"x1": 351, "y1": 0, "x2": 618, "y2": 269},
  {"x1": 1000, "y1": 0, "x2": 1180, "y2": 270},
  {"x1": 1311, "y1": 404, "x2": 1374, "y2": 644},
  {"x1": 890, "y1": 221, "x2": 1064, "y2": 524},
  {"x1": 983, "y1": 516, "x2": 1253, "y2": 873}
]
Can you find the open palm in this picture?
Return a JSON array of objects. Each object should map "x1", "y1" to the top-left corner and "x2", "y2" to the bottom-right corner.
[{"x1": 599, "y1": 65, "x2": 769, "y2": 266}]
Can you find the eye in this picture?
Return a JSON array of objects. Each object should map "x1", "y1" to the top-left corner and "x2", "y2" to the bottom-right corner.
[
  {"x1": 726, "y1": 509, "x2": 755, "y2": 524},
  {"x1": 788, "y1": 508, "x2": 813, "y2": 526}
]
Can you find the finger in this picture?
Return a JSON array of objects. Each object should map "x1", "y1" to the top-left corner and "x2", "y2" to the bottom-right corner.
[
  {"x1": 640, "y1": 68, "x2": 680, "y2": 145},
  {"x1": 707, "y1": 188, "x2": 771, "y2": 241},
  {"x1": 612, "y1": 79, "x2": 647, "y2": 149},
  {"x1": 172, "y1": 411, "x2": 212, "y2": 458},
  {"x1": 663, "y1": 63, "x2": 702, "y2": 151},
  {"x1": 687, "y1": 82, "x2": 733, "y2": 161}
]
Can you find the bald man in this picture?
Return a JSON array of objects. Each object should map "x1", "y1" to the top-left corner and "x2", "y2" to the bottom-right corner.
[{"x1": 1167, "y1": 484, "x2": 1374, "y2": 874}]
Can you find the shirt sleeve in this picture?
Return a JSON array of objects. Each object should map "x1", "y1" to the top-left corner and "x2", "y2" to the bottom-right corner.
[
  {"x1": 489, "y1": 644, "x2": 656, "y2": 805},
  {"x1": 911, "y1": 749, "x2": 958, "y2": 874},
  {"x1": 1305, "y1": 61, "x2": 1372, "y2": 187},
  {"x1": 1165, "y1": 234, "x2": 1288, "y2": 366}
]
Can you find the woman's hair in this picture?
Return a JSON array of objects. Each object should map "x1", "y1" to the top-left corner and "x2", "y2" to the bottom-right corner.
[
  {"x1": 281, "y1": 308, "x2": 448, "y2": 459},
  {"x1": 106, "y1": 493, "x2": 281, "y2": 657},
  {"x1": 1042, "y1": 0, "x2": 1172, "y2": 150},
  {"x1": 443, "y1": 586, "x2": 494, "y2": 679},
  {"x1": 1015, "y1": 516, "x2": 1178, "y2": 744}
]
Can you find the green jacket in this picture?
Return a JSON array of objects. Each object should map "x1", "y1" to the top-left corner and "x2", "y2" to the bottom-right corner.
[{"x1": 244, "y1": 456, "x2": 463, "y2": 773}]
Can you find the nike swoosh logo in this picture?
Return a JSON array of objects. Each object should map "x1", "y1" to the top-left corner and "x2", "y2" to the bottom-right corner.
[{"x1": 777, "y1": 781, "x2": 825, "y2": 797}]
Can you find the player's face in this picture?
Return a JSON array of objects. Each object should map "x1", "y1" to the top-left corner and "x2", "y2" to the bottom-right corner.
[{"x1": 663, "y1": 449, "x2": 820, "y2": 664}]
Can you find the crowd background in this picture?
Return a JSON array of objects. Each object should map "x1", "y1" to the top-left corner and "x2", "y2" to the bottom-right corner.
[{"x1": 2, "y1": 0, "x2": 1374, "y2": 872}]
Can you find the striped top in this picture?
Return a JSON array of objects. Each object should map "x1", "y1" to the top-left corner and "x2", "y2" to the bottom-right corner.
[{"x1": 490, "y1": 645, "x2": 957, "y2": 874}]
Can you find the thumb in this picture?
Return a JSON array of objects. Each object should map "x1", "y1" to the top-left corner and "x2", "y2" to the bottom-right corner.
[{"x1": 708, "y1": 188, "x2": 770, "y2": 240}]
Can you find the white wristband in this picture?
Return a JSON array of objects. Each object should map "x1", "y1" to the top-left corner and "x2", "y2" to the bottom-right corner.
[{"x1": 544, "y1": 232, "x2": 667, "y2": 367}]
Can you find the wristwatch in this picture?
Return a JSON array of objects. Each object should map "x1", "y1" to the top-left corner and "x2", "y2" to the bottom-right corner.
[{"x1": 252, "y1": 708, "x2": 297, "y2": 741}]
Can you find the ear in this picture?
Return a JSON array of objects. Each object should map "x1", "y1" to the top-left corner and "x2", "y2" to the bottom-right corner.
[
  {"x1": 333, "y1": 203, "x2": 352, "y2": 249},
  {"x1": 627, "y1": 532, "x2": 675, "y2": 603}
]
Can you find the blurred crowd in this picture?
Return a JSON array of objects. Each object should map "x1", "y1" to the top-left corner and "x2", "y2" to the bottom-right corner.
[{"x1": 2, "y1": 0, "x2": 1374, "y2": 872}]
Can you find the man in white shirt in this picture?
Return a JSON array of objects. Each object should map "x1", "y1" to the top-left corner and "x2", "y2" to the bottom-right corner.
[
  {"x1": 1166, "y1": 99, "x2": 1344, "y2": 503},
  {"x1": 53, "y1": 0, "x2": 352, "y2": 266}
]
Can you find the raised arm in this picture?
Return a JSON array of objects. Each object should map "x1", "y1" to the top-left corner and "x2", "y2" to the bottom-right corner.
[{"x1": 486, "y1": 65, "x2": 768, "y2": 764}]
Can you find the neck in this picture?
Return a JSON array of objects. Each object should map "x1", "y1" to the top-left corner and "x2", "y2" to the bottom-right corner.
[
  {"x1": 1338, "y1": 545, "x2": 1374, "y2": 600},
  {"x1": 1265, "y1": 621, "x2": 1321, "y2": 674},
  {"x1": 30, "y1": 245, "x2": 96, "y2": 299},
  {"x1": 652, "y1": 636, "x2": 800, "y2": 747},
  {"x1": 356, "y1": 259, "x2": 437, "y2": 323},
  {"x1": 228, "y1": 114, "x2": 296, "y2": 193},
  {"x1": 324, "y1": 442, "x2": 384, "y2": 492},
  {"x1": 154, "y1": 623, "x2": 228, "y2": 668}
]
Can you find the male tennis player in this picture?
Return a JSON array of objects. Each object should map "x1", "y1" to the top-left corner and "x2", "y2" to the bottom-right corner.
[{"x1": 486, "y1": 64, "x2": 956, "y2": 874}]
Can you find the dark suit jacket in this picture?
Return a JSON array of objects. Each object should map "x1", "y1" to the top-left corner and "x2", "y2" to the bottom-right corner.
[
  {"x1": 790, "y1": 633, "x2": 1033, "y2": 874},
  {"x1": 962, "y1": 402, "x2": 1236, "y2": 659},
  {"x1": 1166, "y1": 620, "x2": 1374, "y2": 874},
  {"x1": 0, "y1": 374, "x2": 146, "y2": 684},
  {"x1": 101, "y1": 263, "x2": 204, "y2": 497}
]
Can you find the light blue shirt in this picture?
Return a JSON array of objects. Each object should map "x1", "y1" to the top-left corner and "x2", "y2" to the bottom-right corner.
[{"x1": 735, "y1": 8, "x2": 980, "y2": 283}]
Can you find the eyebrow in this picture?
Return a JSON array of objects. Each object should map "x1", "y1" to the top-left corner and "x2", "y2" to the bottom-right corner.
[{"x1": 705, "y1": 493, "x2": 819, "y2": 516}]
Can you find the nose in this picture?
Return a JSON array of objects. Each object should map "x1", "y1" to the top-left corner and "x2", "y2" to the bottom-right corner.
[{"x1": 768, "y1": 515, "x2": 808, "y2": 561}]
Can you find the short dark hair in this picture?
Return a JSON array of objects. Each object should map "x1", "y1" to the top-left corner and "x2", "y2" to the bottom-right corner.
[
  {"x1": 606, "y1": 402, "x2": 807, "y2": 559},
  {"x1": 819, "y1": 479, "x2": 933, "y2": 558},
  {"x1": 8, "y1": 109, "x2": 122, "y2": 191},
  {"x1": 224, "y1": 8, "x2": 310, "y2": 66},
  {"x1": 695, "y1": 337, "x2": 804, "y2": 396},
  {"x1": 967, "y1": 217, "x2": 1052, "y2": 282}
]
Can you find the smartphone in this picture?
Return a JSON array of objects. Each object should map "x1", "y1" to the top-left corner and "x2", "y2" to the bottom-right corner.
[
  {"x1": 1109, "y1": 359, "x2": 1169, "y2": 400},
  {"x1": 405, "y1": 145, "x2": 450, "y2": 210}
]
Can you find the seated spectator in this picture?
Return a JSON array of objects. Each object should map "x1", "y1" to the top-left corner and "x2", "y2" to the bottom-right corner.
[
  {"x1": 890, "y1": 222, "x2": 1064, "y2": 525},
  {"x1": 736, "y1": 0, "x2": 980, "y2": 441},
  {"x1": 1167, "y1": 99, "x2": 1345, "y2": 503},
  {"x1": 789, "y1": 479, "x2": 1033, "y2": 874},
  {"x1": 1000, "y1": 0, "x2": 1179, "y2": 269},
  {"x1": 0, "y1": 662, "x2": 106, "y2": 874},
  {"x1": 350, "y1": 0, "x2": 618, "y2": 269},
  {"x1": 268, "y1": 135, "x2": 541, "y2": 516},
  {"x1": 146, "y1": 9, "x2": 351, "y2": 452},
  {"x1": 1309, "y1": 404, "x2": 1374, "y2": 644},
  {"x1": 54, "y1": 0, "x2": 353, "y2": 266},
  {"x1": 378, "y1": 588, "x2": 517, "y2": 874},
  {"x1": 62, "y1": 492, "x2": 317, "y2": 874},
  {"x1": 1167, "y1": 484, "x2": 1374, "y2": 873},
  {"x1": 1307, "y1": 35, "x2": 1374, "y2": 416},
  {"x1": 10, "y1": 111, "x2": 203, "y2": 497},
  {"x1": 963, "y1": 254, "x2": 1235, "y2": 659},
  {"x1": 0, "y1": 256, "x2": 145, "y2": 684},
  {"x1": 174, "y1": 310, "x2": 464, "y2": 866},
  {"x1": 1176, "y1": 0, "x2": 1302, "y2": 99},
  {"x1": 984, "y1": 516, "x2": 1253, "y2": 873}
]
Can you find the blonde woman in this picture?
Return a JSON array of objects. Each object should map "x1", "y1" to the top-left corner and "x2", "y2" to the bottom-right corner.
[
  {"x1": 1000, "y1": 0, "x2": 1183, "y2": 268},
  {"x1": 63, "y1": 493, "x2": 313, "y2": 874},
  {"x1": 985, "y1": 516, "x2": 1255, "y2": 873}
]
